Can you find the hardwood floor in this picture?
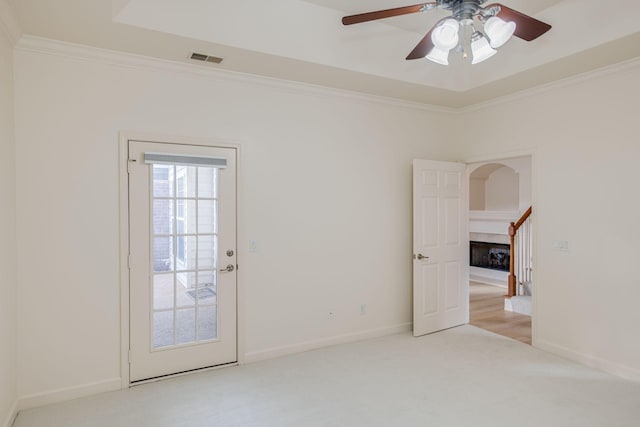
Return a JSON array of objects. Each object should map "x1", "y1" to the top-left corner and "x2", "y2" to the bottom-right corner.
[{"x1": 469, "y1": 281, "x2": 532, "y2": 345}]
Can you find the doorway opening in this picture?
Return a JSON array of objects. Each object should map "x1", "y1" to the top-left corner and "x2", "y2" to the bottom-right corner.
[{"x1": 467, "y1": 156, "x2": 533, "y2": 345}]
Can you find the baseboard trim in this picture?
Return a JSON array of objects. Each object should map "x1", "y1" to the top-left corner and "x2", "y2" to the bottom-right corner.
[
  {"x1": 18, "y1": 378, "x2": 122, "y2": 411},
  {"x1": 2, "y1": 400, "x2": 18, "y2": 427},
  {"x1": 537, "y1": 340, "x2": 640, "y2": 383},
  {"x1": 244, "y1": 322, "x2": 412, "y2": 364}
]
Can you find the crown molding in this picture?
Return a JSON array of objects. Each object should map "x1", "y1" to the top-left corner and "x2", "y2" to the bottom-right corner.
[
  {"x1": 0, "y1": 0, "x2": 22, "y2": 46},
  {"x1": 459, "y1": 56, "x2": 640, "y2": 114},
  {"x1": 15, "y1": 35, "x2": 457, "y2": 115},
  {"x1": 13, "y1": 34, "x2": 640, "y2": 116}
]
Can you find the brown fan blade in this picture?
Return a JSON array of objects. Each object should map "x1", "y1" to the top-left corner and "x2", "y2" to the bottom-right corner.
[
  {"x1": 406, "y1": 19, "x2": 443, "y2": 60},
  {"x1": 342, "y1": 3, "x2": 437, "y2": 26},
  {"x1": 487, "y1": 3, "x2": 551, "y2": 41}
]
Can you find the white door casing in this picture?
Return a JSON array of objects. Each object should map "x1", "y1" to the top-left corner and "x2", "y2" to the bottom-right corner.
[
  {"x1": 413, "y1": 159, "x2": 469, "y2": 337},
  {"x1": 128, "y1": 141, "x2": 237, "y2": 382}
]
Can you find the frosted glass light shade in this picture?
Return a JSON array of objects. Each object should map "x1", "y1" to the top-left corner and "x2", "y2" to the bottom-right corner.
[
  {"x1": 484, "y1": 16, "x2": 516, "y2": 48},
  {"x1": 471, "y1": 32, "x2": 497, "y2": 64},
  {"x1": 425, "y1": 46, "x2": 450, "y2": 65},
  {"x1": 431, "y1": 19, "x2": 460, "y2": 50}
]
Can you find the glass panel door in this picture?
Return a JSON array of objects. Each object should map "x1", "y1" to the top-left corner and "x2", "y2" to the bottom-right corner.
[{"x1": 129, "y1": 141, "x2": 237, "y2": 382}]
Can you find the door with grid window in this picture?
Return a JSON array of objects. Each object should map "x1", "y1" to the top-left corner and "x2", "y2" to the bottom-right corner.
[{"x1": 128, "y1": 141, "x2": 237, "y2": 382}]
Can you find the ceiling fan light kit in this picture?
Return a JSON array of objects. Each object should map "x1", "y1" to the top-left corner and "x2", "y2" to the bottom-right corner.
[
  {"x1": 432, "y1": 18, "x2": 460, "y2": 50},
  {"x1": 484, "y1": 16, "x2": 516, "y2": 48},
  {"x1": 470, "y1": 31, "x2": 497, "y2": 64},
  {"x1": 342, "y1": 0, "x2": 551, "y2": 66},
  {"x1": 426, "y1": 46, "x2": 452, "y2": 65}
]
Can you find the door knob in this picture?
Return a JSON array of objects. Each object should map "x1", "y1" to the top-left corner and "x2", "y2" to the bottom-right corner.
[
  {"x1": 219, "y1": 264, "x2": 235, "y2": 272},
  {"x1": 416, "y1": 254, "x2": 429, "y2": 260}
]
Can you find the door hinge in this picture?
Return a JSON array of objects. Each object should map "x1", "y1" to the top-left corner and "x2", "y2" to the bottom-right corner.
[
  {"x1": 127, "y1": 254, "x2": 132, "y2": 269},
  {"x1": 128, "y1": 350, "x2": 132, "y2": 364}
]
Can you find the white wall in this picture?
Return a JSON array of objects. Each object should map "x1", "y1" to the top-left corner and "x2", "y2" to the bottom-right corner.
[
  {"x1": 461, "y1": 62, "x2": 640, "y2": 380},
  {"x1": 469, "y1": 178, "x2": 486, "y2": 210},
  {"x1": 484, "y1": 166, "x2": 519, "y2": 211},
  {"x1": 12, "y1": 35, "x2": 640, "y2": 408},
  {"x1": 13, "y1": 44, "x2": 460, "y2": 402},
  {"x1": 502, "y1": 156, "x2": 532, "y2": 212},
  {"x1": 0, "y1": 12, "x2": 17, "y2": 427}
]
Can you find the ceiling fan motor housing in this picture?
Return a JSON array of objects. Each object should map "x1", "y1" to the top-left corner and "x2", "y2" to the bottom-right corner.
[{"x1": 440, "y1": 0, "x2": 487, "y2": 24}]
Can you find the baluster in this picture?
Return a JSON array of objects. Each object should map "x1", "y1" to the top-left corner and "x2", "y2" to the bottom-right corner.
[
  {"x1": 524, "y1": 224, "x2": 527, "y2": 292},
  {"x1": 515, "y1": 233, "x2": 519, "y2": 296},
  {"x1": 519, "y1": 228, "x2": 524, "y2": 295},
  {"x1": 528, "y1": 219, "x2": 532, "y2": 283},
  {"x1": 528, "y1": 220, "x2": 531, "y2": 283},
  {"x1": 524, "y1": 220, "x2": 529, "y2": 284}
]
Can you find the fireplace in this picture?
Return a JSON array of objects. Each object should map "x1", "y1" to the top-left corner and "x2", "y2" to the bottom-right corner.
[{"x1": 470, "y1": 241, "x2": 510, "y2": 272}]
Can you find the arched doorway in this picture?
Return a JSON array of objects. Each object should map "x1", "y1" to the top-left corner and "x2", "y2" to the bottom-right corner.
[{"x1": 467, "y1": 157, "x2": 532, "y2": 345}]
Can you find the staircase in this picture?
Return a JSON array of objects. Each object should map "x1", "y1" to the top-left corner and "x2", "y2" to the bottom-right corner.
[{"x1": 504, "y1": 207, "x2": 533, "y2": 316}]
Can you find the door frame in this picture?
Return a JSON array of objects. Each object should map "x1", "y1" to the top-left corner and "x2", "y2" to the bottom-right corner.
[
  {"x1": 118, "y1": 131, "x2": 244, "y2": 387},
  {"x1": 464, "y1": 148, "x2": 538, "y2": 346}
]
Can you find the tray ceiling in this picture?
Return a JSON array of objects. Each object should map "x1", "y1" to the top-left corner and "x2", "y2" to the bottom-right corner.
[{"x1": 8, "y1": 0, "x2": 640, "y2": 107}]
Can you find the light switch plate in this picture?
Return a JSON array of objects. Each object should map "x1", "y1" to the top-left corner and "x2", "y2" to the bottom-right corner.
[{"x1": 552, "y1": 240, "x2": 569, "y2": 251}]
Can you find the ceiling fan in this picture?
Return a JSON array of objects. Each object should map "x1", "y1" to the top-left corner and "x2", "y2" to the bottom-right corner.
[{"x1": 342, "y1": 0, "x2": 552, "y2": 65}]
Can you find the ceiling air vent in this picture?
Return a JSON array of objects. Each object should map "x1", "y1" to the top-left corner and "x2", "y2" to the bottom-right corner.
[{"x1": 190, "y1": 52, "x2": 224, "y2": 64}]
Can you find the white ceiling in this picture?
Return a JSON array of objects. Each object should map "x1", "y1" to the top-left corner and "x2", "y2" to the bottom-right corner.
[{"x1": 7, "y1": 0, "x2": 640, "y2": 107}]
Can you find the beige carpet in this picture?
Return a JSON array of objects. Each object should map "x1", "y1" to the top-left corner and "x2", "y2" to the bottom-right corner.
[{"x1": 14, "y1": 326, "x2": 640, "y2": 427}]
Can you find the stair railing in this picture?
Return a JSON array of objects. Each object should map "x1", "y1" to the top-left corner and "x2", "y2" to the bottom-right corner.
[{"x1": 508, "y1": 206, "x2": 532, "y2": 298}]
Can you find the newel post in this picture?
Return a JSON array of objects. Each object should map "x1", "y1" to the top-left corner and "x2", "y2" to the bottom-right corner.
[{"x1": 508, "y1": 222, "x2": 516, "y2": 298}]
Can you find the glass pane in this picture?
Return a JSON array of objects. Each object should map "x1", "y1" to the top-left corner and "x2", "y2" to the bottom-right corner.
[
  {"x1": 175, "y1": 235, "x2": 196, "y2": 271},
  {"x1": 197, "y1": 168, "x2": 217, "y2": 199},
  {"x1": 153, "y1": 274, "x2": 174, "y2": 311},
  {"x1": 176, "y1": 309, "x2": 196, "y2": 345},
  {"x1": 153, "y1": 311, "x2": 174, "y2": 348},
  {"x1": 153, "y1": 236, "x2": 174, "y2": 273},
  {"x1": 176, "y1": 272, "x2": 196, "y2": 308},
  {"x1": 198, "y1": 235, "x2": 217, "y2": 270},
  {"x1": 153, "y1": 165, "x2": 174, "y2": 197},
  {"x1": 197, "y1": 271, "x2": 217, "y2": 305},
  {"x1": 197, "y1": 305, "x2": 217, "y2": 341},
  {"x1": 176, "y1": 200, "x2": 196, "y2": 234},
  {"x1": 153, "y1": 199, "x2": 174, "y2": 235},
  {"x1": 176, "y1": 166, "x2": 197, "y2": 198},
  {"x1": 197, "y1": 200, "x2": 217, "y2": 234},
  {"x1": 197, "y1": 270, "x2": 216, "y2": 287}
]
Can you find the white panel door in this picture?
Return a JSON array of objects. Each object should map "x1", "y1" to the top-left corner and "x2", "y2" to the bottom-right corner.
[
  {"x1": 128, "y1": 141, "x2": 237, "y2": 382},
  {"x1": 413, "y1": 159, "x2": 468, "y2": 337}
]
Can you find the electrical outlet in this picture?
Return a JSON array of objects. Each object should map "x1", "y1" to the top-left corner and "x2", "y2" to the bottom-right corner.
[
  {"x1": 248, "y1": 240, "x2": 258, "y2": 253},
  {"x1": 360, "y1": 304, "x2": 366, "y2": 316}
]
